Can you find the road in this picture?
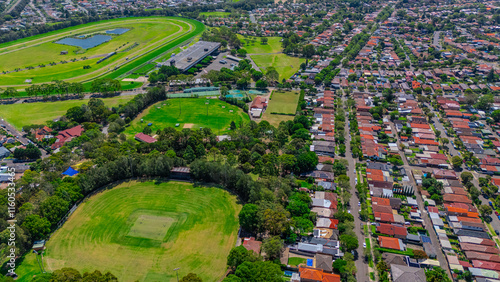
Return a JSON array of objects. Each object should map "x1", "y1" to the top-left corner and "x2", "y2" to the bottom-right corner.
[
  {"x1": 4, "y1": 0, "x2": 23, "y2": 14},
  {"x1": 29, "y1": 0, "x2": 46, "y2": 23},
  {"x1": 342, "y1": 95, "x2": 368, "y2": 281},
  {"x1": 0, "y1": 117, "x2": 48, "y2": 158},
  {"x1": 432, "y1": 31, "x2": 442, "y2": 50},
  {"x1": 388, "y1": 121, "x2": 452, "y2": 279}
]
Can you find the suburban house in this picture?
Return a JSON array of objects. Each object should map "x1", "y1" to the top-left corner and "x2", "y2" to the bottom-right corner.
[
  {"x1": 51, "y1": 125, "x2": 84, "y2": 149},
  {"x1": 135, "y1": 133, "x2": 157, "y2": 143}
]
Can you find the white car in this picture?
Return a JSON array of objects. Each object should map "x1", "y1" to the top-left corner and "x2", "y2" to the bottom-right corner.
[{"x1": 363, "y1": 242, "x2": 367, "y2": 248}]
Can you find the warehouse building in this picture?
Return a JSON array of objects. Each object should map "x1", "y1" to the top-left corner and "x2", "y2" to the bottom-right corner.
[{"x1": 158, "y1": 41, "x2": 221, "y2": 72}]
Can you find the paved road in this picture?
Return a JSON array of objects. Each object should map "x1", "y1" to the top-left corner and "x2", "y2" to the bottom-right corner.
[
  {"x1": 342, "y1": 95, "x2": 369, "y2": 282},
  {"x1": 29, "y1": 0, "x2": 46, "y2": 23},
  {"x1": 432, "y1": 31, "x2": 442, "y2": 50},
  {"x1": 388, "y1": 121, "x2": 452, "y2": 279},
  {"x1": 0, "y1": 117, "x2": 48, "y2": 158}
]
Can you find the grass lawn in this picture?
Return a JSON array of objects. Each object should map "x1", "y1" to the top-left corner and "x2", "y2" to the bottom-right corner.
[
  {"x1": 288, "y1": 257, "x2": 307, "y2": 267},
  {"x1": 199, "y1": 12, "x2": 231, "y2": 17},
  {"x1": 250, "y1": 54, "x2": 304, "y2": 81},
  {"x1": 124, "y1": 98, "x2": 249, "y2": 136},
  {"x1": 261, "y1": 90, "x2": 299, "y2": 127},
  {"x1": 238, "y1": 35, "x2": 282, "y2": 54},
  {"x1": 0, "y1": 96, "x2": 134, "y2": 130},
  {"x1": 267, "y1": 90, "x2": 299, "y2": 114},
  {"x1": 14, "y1": 180, "x2": 241, "y2": 282}
]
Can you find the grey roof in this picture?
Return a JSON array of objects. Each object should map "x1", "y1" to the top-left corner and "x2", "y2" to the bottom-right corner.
[
  {"x1": 0, "y1": 146, "x2": 10, "y2": 158},
  {"x1": 382, "y1": 253, "x2": 407, "y2": 266},
  {"x1": 406, "y1": 234, "x2": 421, "y2": 242},
  {"x1": 315, "y1": 254, "x2": 333, "y2": 272},
  {"x1": 454, "y1": 229, "x2": 490, "y2": 239},
  {"x1": 391, "y1": 264, "x2": 426, "y2": 282}
]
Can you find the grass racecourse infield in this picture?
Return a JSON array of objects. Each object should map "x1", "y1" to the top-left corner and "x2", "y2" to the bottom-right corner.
[
  {"x1": 0, "y1": 17, "x2": 204, "y2": 88},
  {"x1": 14, "y1": 180, "x2": 241, "y2": 281}
]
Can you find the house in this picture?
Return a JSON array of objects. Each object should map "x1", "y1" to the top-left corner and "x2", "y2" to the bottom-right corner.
[
  {"x1": 378, "y1": 236, "x2": 405, "y2": 251},
  {"x1": 51, "y1": 125, "x2": 84, "y2": 149},
  {"x1": 0, "y1": 146, "x2": 10, "y2": 159},
  {"x1": 390, "y1": 265, "x2": 426, "y2": 282},
  {"x1": 250, "y1": 97, "x2": 268, "y2": 118},
  {"x1": 242, "y1": 237, "x2": 261, "y2": 255},
  {"x1": 315, "y1": 254, "x2": 333, "y2": 273},
  {"x1": 382, "y1": 253, "x2": 407, "y2": 266},
  {"x1": 376, "y1": 223, "x2": 408, "y2": 239},
  {"x1": 298, "y1": 267, "x2": 340, "y2": 282},
  {"x1": 134, "y1": 133, "x2": 157, "y2": 143}
]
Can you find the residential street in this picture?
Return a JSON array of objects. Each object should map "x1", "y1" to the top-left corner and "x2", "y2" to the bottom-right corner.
[
  {"x1": 342, "y1": 95, "x2": 369, "y2": 281},
  {"x1": 388, "y1": 121, "x2": 453, "y2": 279}
]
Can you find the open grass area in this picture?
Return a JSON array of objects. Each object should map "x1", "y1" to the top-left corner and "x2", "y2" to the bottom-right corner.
[
  {"x1": 267, "y1": 90, "x2": 299, "y2": 114},
  {"x1": 15, "y1": 180, "x2": 241, "y2": 282},
  {"x1": 0, "y1": 17, "x2": 204, "y2": 88},
  {"x1": 238, "y1": 35, "x2": 282, "y2": 54},
  {"x1": 124, "y1": 98, "x2": 250, "y2": 136},
  {"x1": 199, "y1": 12, "x2": 231, "y2": 17},
  {"x1": 0, "y1": 96, "x2": 134, "y2": 130},
  {"x1": 261, "y1": 90, "x2": 299, "y2": 127},
  {"x1": 250, "y1": 54, "x2": 304, "y2": 81},
  {"x1": 288, "y1": 257, "x2": 307, "y2": 267}
]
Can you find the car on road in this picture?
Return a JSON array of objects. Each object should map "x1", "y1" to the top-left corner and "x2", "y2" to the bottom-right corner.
[
  {"x1": 497, "y1": 215, "x2": 500, "y2": 220},
  {"x1": 219, "y1": 60, "x2": 227, "y2": 64},
  {"x1": 490, "y1": 201, "x2": 493, "y2": 207},
  {"x1": 363, "y1": 242, "x2": 366, "y2": 248},
  {"x1": 496, "y1": 211, "x2": 499, "y2": 216},
  {"x1": 496, "y1": 230, "x2": 500, "y2": 235},
  {"x1": 358, "y1": 202, "x2": 361, "y2": 206}
]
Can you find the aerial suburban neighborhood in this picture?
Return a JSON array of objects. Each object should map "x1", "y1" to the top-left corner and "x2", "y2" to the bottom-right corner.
[{"x1": 0, "y1": 0, "x2": 499, "y2": 281}]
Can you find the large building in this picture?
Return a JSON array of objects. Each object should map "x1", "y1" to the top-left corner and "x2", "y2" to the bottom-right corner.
[{"x1": 158, "y1": 41, "x2": 221, "y2": 72}]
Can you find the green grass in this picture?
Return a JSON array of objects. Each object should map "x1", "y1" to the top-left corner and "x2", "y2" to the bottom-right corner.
[
  {"x1": 288, "y1": 257, "x2": 307, "y2": 267},
  {"x1": 0, "y1": 96, "x2": 134, "y2": 130},
  {"x1": 262, "y1": 90, "x2": 299, "y2": 127},
  {"x1": 199, "y1": 12, "x2": 231, "y2": 17},
  {"x1": 124, "y1": 98, "x2": 250, "y2": 136},
  {"x1": 250, "y1": 54, "x2": 304, "y2": 81},
  {"x1": 0, "y1": 17, "x2": 204, "y2": 89},
  {"x1": 14, "y1": 180, "x2": 241, "y2": 282},
  {"x1": 267, "y1": 90, "x2": 299, "y2": 114},
  {"x1": 238, "y1": 35, "x2": 282, "y2": 54}
]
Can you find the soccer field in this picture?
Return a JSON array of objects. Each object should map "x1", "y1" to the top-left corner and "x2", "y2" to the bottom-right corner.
[
  {"x1": 0, "y1": 96, "x2": 134, "y2": 130},
  {"x1": 124, "y1": 98, "x2": 250, "y2": 135},
  {"x1": 0, "y1": 17, "x2": 204, "y2": 87},
  {"x1": 14, "y1": 181, "x2": 241, "y2": 282}
]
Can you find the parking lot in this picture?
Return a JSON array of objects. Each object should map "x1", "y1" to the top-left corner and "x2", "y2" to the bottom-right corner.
[{"x1": 195, "y1": 51, "x2": 240, "y2": 78}]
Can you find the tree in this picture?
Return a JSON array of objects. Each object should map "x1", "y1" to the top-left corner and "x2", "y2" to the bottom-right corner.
[
  {"x1": 142, "y1": 126, "x2": 152, "y2": 135},
  {"x1": 479, "y1": 204, "x2": 493, "y2": 217},
  {"x1": 476, "y1": 94, "x2": 494, "y2": 110},
  {"x1": 461, "y1": 172, "x2": 473, "y2": 184},
  {"x1": 180, "y1": 273, "x2": 202, "y2": 282},
  {"x1": 302, "y1": 44, "x2": 315, "y2": 58},
  {"x1": 261, "y1": 37, "x2": 268, "y2": 45},
  {"x1": 261, "y1": 208, "x2": 288, "y2": 236},
  {"x1": 425, "y1": 267, "x2": 451, "y2": 282},
  {"x1": 227, "y1": 246, "x2": 259, "y2": 270},
  {"x1": 265, "y1": 67, "x2": 279, "y2": 82},
  {"x1": 239, "y1": 204, "x2": 259, "y2": 232},
  {"x1": 21, "y1": 214, "x2": 51, "y2": 240},
  {"x1": 237, "y1": 48, "x2": 247, "y2": 57},
  {"x1": 40, "y1": 196, "x2": 69, "y2": 225},
  {"x1": 451, "y1": 156, "x2": 463, "y2": 169},
  {"x1": 51, "y1": 268, "x2": 82, "y2": 281},
  {"x1": 491, "y1": 110, "x2": 500, "y2": 122},
  {"x1": 413, "y1": 249, "x2": 428, "y2": 259},
  {"x1": 262, "y1": 236, "x2": 283, "y2": 260},
  {"x1": 339, "y1": 234, "x2": 358, "y2": 251},
  {"x1": 256, "y1": 79, "x2": 268, "y2": 89},
  {"x1": 229, "y1": 261, "x2": 282, "y2": 282}
]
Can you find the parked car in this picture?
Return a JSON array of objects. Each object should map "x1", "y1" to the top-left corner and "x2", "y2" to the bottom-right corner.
[
  {"x1": 496, "y1": 230, "x2": 499, "y2": 235},
  {"x1": 363, "y1": 242, "x2": 366, "y2": 248},
  {"x1": 490, "y1": 201, "x2": 493, "y2": 207},
  {"x1": 496, "y1": 211, "x2": 499, "y2": 216}
]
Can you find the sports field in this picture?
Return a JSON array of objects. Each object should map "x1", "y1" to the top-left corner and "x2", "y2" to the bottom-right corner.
[
  {"x1": 0, "y1": 96, "x2": 134, "y2": 130},
  {"x1": 199, "y1": 12, "x2": 231, "y2": 17},
  {"x1": 238, "y1": 35, "x2": 282, "y2": 54},
  {"x1": 251, "y1": 54, "x2": 304, "y2": 81},
  {"x1": 124, "y1": 98, "x2": 250, "y2": 135},
  {"x1": 262, "y1": 90, "x2": 299, "y2": 126},
  {"x1": 0, "y1": 17, "x2": 204, "y2": 88},
  {"x1": 14, "y1": 181, "x2": 241, "y2": 281}
]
